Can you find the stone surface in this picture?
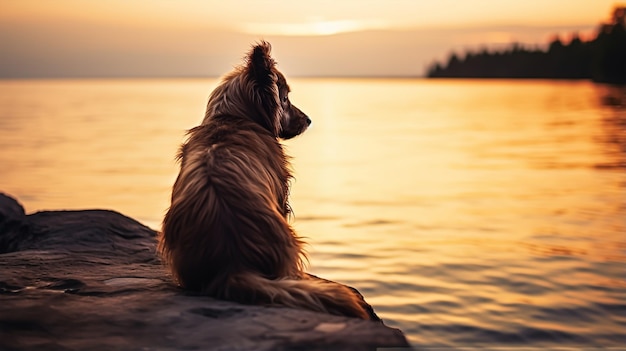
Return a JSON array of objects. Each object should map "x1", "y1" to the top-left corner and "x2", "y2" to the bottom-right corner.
[{"x1": 0, "y1": 193, "x2": 409, "y2": 350}]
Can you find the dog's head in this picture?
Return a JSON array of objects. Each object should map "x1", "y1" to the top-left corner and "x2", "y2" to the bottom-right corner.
[
  {"x1": 246, "y1": 42, "x2": 311, "y2": 139},
  {"x1": 205, "y1": 41, "x2": 311, "y2": 139}
]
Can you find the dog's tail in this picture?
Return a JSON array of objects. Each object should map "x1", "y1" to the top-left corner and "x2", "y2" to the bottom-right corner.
[{"x1": 224, "y1": 272, "x2": 376, "y2": 320}]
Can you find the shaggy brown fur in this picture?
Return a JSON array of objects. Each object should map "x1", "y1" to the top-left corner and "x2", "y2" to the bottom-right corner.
[{"x1": 159, "y1": 42, "x2": 373, "y2": 320}]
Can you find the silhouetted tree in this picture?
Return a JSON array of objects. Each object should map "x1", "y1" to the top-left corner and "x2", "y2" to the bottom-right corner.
[
  {"x1": 592, "y1": 7, "x2": 626, "y2": 83},
  {"x1": 427, "y1": 6, "x2": 626, "y2": 84}
]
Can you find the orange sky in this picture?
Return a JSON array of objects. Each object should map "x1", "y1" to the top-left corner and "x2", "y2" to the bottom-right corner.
[{"x1": 0, "y1": 0, "x2": 621, "y2": 77}]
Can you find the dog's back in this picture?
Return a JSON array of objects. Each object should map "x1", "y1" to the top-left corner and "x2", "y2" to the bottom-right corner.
[
  {"x1": 161, "y1": 114, "x2": 303, "y2": 293},
  {"x1": 159, "y1": 42, "x2": 374, "y2": 320}
]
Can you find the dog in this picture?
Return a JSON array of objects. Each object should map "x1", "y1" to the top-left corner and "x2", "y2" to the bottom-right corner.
[{"x1": 159, "y1": 42, "x2": 373, "y2": 320}]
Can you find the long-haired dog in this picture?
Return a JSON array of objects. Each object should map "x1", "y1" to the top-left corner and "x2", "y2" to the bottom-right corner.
[{"x1": 159, "y1": 42, "x2": 373, "y2": 320}]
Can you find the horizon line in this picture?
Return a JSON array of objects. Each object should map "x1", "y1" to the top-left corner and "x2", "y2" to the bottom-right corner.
[
  {"x1": 0, "y1": 74, "x2": 428, "y2": 80},
  {"x1": 0, "y1": 76, "x2": 600, "y2": 81}
]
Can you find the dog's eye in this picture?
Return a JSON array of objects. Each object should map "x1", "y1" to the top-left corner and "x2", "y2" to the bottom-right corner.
[{"x1": 282, "y1": 94, "x2": 288, "y2": 103}]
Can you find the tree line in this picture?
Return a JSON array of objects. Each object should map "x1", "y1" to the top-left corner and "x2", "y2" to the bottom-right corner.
[{"x1": 427, "y1": 7, "x2": 626, "y2": 84}]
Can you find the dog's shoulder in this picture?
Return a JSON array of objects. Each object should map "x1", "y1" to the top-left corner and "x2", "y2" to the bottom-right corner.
[
  {"x1": 195, "y1": 114, "x2": 271, "y2": 140},
  {"x1": 183, "y1": 114, "x2": 285, "y2": 161}
]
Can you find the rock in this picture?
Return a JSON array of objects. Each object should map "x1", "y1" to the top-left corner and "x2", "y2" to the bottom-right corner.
[{"x1": 0, "y1": 193, "x2": 409, "y2": 350}]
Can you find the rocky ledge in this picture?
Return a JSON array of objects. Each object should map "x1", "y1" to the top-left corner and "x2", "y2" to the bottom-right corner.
[{"x1": 0, "y1": 193, "x2": 409, "y2": 350}]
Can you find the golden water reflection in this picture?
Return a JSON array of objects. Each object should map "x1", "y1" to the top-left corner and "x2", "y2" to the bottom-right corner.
[{"x1": 0, "y1": 79, "x2": 624, "y2": 346}]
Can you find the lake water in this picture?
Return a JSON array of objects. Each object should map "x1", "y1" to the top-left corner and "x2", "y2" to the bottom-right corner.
[{"x1": 0, "y1": 78, "x2": 624, "y2": 348}]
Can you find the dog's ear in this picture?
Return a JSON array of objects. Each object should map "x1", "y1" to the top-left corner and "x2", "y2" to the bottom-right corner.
[
  {"x1": 247, "y1": 41, "x2": 276, "y2": 86},
  {"x1": 244, "y1": 41, "x2": 281, "y2": 136}
]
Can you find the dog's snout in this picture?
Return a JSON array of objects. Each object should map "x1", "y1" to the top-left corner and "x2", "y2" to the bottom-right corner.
[{"x1": 306, "y1": 117, "x2": 312, "y2": 126}]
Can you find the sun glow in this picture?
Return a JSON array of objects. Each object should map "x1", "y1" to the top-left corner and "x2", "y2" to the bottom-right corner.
[{"x1": 240, "y1": 19, "x2": 386, "y2": 36}]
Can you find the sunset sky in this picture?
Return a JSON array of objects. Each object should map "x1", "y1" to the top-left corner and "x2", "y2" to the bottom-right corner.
[{"x1": 0, "y1": 1, "x2": 620, "y2": 78}]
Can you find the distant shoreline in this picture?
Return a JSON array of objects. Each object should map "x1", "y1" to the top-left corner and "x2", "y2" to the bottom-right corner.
[{"x1": 427, "y1": 7, "x2": 626, "y2": 85}]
